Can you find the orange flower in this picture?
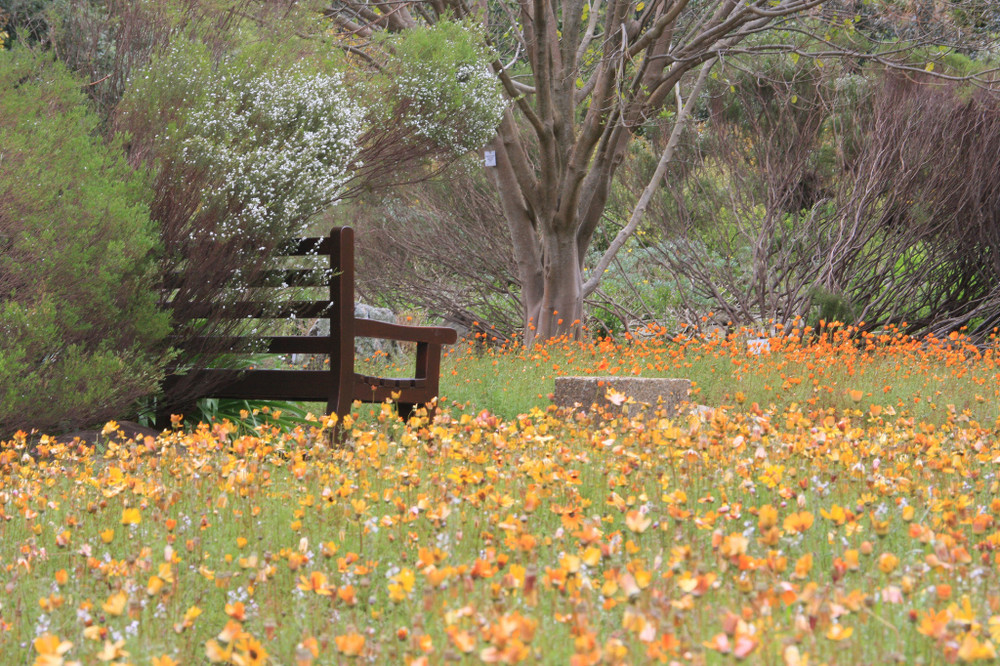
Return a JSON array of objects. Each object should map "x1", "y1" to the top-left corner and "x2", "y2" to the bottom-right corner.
[
  {"x1": 297, "y1": 571, "x2": 332, "y2": 596},
  {"x1": 783, "y1": 511, "x2": 814, "y2": 534},
  {"x1": 625, "y1": 510, "x2": 652, "y2": 533},
  {"x1": 218, "y1": 619, "x2": 245, "y2": 643},
  {"x1": 337, "y1": 585, "x2": 357, "y2": 605},
  {"x1": 918, "y1": 609, "x2": 951, "y2": 639},
  {"x1": 296, "y1": 636, "x2": 321, "y2": 666},
  {"x1": 225, "y1": 601, "x2": 246, "y2": 621},
  {"x1": 792, "y1": 553, "x2": 813, "y2": 579},
  {"x1": 334, "y1": 633, "x2": 366, "y2": 656},
  {"x1": 206, "y1": 638, "x2": 233, "y2": 663},
  {"x1": 448, "y1": 628, "x2": 477, "y2": 653},
  {"x1": 152, "y1": 656, "x2": 180, "y2": 666}
]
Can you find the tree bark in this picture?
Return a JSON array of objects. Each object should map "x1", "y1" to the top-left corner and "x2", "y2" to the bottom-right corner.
[{"x1": 534, "y1": 228, "x2": 585, "y2": 343}]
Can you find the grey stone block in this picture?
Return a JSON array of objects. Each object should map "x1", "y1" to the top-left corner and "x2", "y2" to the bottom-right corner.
[
  {"x1": 291, "y1": 302, "x2": 401, "y2": 367},
  {"x1": 552, "y1": 376, "x2": 691, "y2": 417}
]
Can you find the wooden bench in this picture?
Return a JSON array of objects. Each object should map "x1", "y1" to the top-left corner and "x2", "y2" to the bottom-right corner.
[{"x1": 158, "y1": 226, "x2": 457, "y2": 427}]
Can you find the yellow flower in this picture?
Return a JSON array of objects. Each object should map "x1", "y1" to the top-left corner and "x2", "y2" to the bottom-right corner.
[
  {"x1": 206, "y1": 639, "x2": 232, "y2": 663},
  {"x1": 792, "y1": 553, "x2": 813, "y2": 579},
  {"x1": 147, "y1": 575, "x2": 164, "y2": 596},
  {"x1": 121, "y1": 508, "x2": 141, "y2": 525},
  {"x1": 877, "y1": 553, "x2": 899, "y2": 574},
  {"x1": 33, "y1": 633, "x2": 73, "y2": 666},
  {"x1": 825, "y1": 624, "x2": 853, "y2": 641},
  {"x1": 958, "y1": 634, "x2": 997, "y2": 661},
  {"x1": 83, "y1": 626, "x2": 107, "y2": 642},
  {"x1": 335, "y1": 633, "x2": 366, "y2": 656},
  {"x1": 389, "y1": 567, "x2": 415, "y2": 598},
  {"x1": 232, "y1": 635, "x2": 268, "y2": 666},
  {"x1": 101, "y1": 591, "x2": 127, "y2": 617},
  {"x1": 174, "y1": 605, "x2": 202, "y2": 633},
  {"x1": 95, "y1": 639, "x2": 129, "y2": 662},
  {"x1": 820, "y1": 504, "x2": 847, "y2": 526},
  {"x1": 757, "y1": 504, "x2": 778, "y2": 530}
]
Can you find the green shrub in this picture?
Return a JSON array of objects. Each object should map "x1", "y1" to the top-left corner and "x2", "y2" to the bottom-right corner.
[
  {"x1": 0, "y1": 47, "x2": 170, "y2": 436},
  {"x1": 382, "y1": 19, "x2": 505, "y2": 153}
]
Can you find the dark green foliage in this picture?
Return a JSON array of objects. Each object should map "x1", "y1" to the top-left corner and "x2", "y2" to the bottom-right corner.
[
  {"x1": 0, "y1": 47, "x2": 170, "y2": 435},
  {"x1": 807, "y1": 286, "x2": 856, "y2": 329},
  {"x1": 0, "y1": 0, "x2": 56, "y2": 44}
]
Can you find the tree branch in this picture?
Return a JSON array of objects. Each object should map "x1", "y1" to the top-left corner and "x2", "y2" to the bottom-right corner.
[{"x1": 582, "y1": 57, "x2": 714, "y2": 297}]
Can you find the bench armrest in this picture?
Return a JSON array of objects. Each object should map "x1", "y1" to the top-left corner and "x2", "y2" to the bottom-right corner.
[{"x1": 354, "y1": 319, "x2": 458, "y2": 345}]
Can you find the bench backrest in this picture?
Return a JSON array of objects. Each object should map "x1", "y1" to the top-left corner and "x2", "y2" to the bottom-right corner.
[
  {"x1": 160, "y1": 227, "x2": 356, "y2": 415},
  {"x1": 160, "y1": 226, "x2": 456, "y2": 425}
]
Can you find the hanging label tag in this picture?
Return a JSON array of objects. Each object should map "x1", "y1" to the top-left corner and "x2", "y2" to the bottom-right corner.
[{"x1": 484, "y1": 150, "x2": 496, "y2": 167}]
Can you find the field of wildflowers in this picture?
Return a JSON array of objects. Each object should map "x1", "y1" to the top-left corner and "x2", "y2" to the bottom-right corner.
[{"x1": 5, "y1": 324, "x2": 1000, "y2": 665}]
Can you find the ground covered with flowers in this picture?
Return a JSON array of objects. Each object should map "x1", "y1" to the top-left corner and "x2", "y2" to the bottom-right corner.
[{"x1": 5, "y1": 327, "x2": 1000, "y2": 664}]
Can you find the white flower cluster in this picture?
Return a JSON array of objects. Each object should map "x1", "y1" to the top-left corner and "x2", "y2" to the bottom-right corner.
[
  {"x1": 177, "y1": 62, "x2": 363, "y2": 238},
  {"x1": 395, "y1": 61, "x2": 504, "y2": 153}
]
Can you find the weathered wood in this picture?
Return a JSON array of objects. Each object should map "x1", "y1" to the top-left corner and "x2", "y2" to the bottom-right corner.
[
  {"x1": 354, "y1": 319, "x2": 458, "y2": 345},
  {"x1": 175, "y1": 301, "x2": 333, "y2": 320},
  {"x1": 164, "y1": 269, "x2": 328, "y2": 290},
  {"x1": 172, "y1": 336, "x2": 332, "y2": 355},
  {"x1": 158, "y1": 227, "x2": 458, "y2": 428}
]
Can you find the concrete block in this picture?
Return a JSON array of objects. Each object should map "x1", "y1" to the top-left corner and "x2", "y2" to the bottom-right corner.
[{"x1": 552, "y1": 376, "x2": 691, "y2": 417}]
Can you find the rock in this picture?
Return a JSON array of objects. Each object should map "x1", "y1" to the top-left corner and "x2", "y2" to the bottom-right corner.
[
  {"x1": 552, "y1": 376, "x2": 691, "y2": 417},
  {"x1": 291, "y1": 302, "x2": 401, "y2": 367},
  {"x1": 353, "y1": 303, "x2": 402, "y2": 359}
]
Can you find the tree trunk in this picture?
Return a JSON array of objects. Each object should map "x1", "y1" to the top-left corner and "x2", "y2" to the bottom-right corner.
[{"x1": 524, "y1": 230, "x2": 584, "y2": 346}]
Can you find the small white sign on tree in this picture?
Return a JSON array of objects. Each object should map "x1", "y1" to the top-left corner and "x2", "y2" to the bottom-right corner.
[{"x1": 484, "y1": 150, "x2": 496, "y2": 167}]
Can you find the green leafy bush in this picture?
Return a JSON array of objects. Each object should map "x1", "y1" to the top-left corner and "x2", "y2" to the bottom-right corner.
[
  {"x1": 383, "y1": 19, "x2": 505, "y2": 153},
  {"x1": 0, "y1": 47, "x2": 170, "y2": 435}
]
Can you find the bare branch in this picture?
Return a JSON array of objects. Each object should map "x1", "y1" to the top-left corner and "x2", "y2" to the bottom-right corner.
[{"x1": 583, "y1": 57, "x2": 714, "y2": 297}]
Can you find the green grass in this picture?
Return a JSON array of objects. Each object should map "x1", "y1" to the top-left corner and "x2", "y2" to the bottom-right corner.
[{"x1": 353, "y1": 327, "x2": 1000, "y2": 425}]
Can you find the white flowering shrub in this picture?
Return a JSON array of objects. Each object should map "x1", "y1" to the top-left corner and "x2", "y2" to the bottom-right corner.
[
  {"x1": 123, "y1": 40, "x2": 363, "y2": 242},
  {"x1": 386, "y1": 20, "x2": 505, "y2": 153},
  {"x1": 181, "y1": 69, "x2": 362, "y2": 239}
]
